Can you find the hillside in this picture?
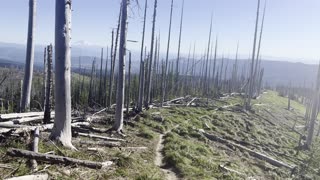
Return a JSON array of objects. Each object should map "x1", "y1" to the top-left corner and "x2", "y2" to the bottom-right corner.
[{"x1": 0, "y1": 91, "x2": 318, "y2": 179}]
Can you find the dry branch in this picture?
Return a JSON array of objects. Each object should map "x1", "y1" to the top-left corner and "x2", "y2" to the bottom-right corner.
[{"x1": 7, "y1": 148, "x2": 113, "y2": 169}]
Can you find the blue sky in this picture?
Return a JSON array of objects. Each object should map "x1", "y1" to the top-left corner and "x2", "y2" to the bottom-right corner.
[{"x1": 0, "y1": 0, "x2": 320, "y2": 63}]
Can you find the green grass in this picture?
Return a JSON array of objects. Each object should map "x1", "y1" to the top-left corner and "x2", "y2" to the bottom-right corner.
[{"x1": 1, "y1": 90, "x2": 320, "y2": 179}]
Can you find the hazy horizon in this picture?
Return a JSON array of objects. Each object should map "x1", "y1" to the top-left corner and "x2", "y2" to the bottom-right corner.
[{"x1": 1, "y1": 0, "x2": 320, "y2": 64}]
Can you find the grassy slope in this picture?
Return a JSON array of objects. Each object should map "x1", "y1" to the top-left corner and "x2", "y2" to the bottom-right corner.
[{"x1": 0, "y1": 91, "x2": 319, "y2": 179}]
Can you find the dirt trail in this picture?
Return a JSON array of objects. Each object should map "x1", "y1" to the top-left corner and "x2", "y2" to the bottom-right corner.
[{"x1": 155, "y1": 126, "x2": 179, "y2": 180}]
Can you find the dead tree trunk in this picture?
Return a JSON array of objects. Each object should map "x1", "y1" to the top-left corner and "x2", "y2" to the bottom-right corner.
[
  {"x1": 113, "y1": 0, "x2": 128, "y2": 133},
  {"x1": 7, "y1": 148, "x2": 112, "y2": 169},
  {"x1": 42, "y1": 47, "x2": 47, "y2": 106},
  {"x1": 99, "y1": 48, "x2": 104, "y2": 105},
  {"x1": 246, "y1": 0, "x2": 260, "y2": 110},
  {"x1": 108, "y1": 30, "x2": 115, "y2": 108},
  {"x1": 162, "y1": 0, "x2": 174, "y2": 106},
  {"x1": 50, "y1": 0, "x2": 75, "y2": 149},
  {"x1": 21, "y1": 0, "x2": 37, "y2": 112},
  {"x1": 88, "y1": 59, "x2": 96, "y2": 107},
  {"x1": 31, "y1": 127, "x2": 39, "y2": 171},
  {"x1": 175, "y1": 0, "x2": 185, "y2": 95},
  {"x1": 305, "y1": 63, "x2": 320, "y2": 149},
  {"x1": 146, "y1": 0, "x2": 158, "y2": 108},
  {"x1": 137, "y1": 0, "x2": 147, "y2": 112},
  {"x1": 126, "y1": 52, "x2": 131, "y2": 115},
  {"x1": 44, "y1": 45, "x2": 52, "y2": 124}
]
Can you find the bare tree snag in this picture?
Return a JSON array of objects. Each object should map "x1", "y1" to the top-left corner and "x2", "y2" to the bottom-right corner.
[
  {"x1": 246, "y1": 0, "x2": 260, "y2": 110},
  {"x1": 44, "y1": 45, "x2": 52, "y2": 124},
  {"x1": 21, "y1": 0, "x2": 37, "y2": 112},
  {"x1": 7, "y1": 148, "x2": 113, "y2": 169},
  {"x1": 162, "y1": 0, "x2": 174, "y2": 106},
  {"x1": 49, "y1": 0, "x2": 75, "y2": 149},
  {"x1": 146, "y1": 0, "x2": 158, "y2": 108},
  {"x1": 31, "y1": 127, "x2": 39, "y2": 171},
  {"x1": 113, "y1": 0, "x2": 128, "y2": 133}
]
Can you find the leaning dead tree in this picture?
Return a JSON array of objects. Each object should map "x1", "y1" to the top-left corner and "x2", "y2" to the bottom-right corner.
[
  {"x1": 21, "y1": 0, "x2": 37, "y2": 112},
  {"x1": 43, "y1": 45, "x2": 53, "y2": 124},
  {"x1": 50, "y1": 0, "x2": 75, "y2": 149},
  {"x1": 113, "y1": 0, "x2": 128, "y2": 133}
]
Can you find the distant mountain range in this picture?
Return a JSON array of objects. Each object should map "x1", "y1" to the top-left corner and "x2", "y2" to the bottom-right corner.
[{"x1": 0, "y1": 41, "x2": 317, "y2": 87}]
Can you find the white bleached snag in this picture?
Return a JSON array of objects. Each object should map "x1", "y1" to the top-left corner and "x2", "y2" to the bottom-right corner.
[
  {"x1": 21, "y1": 0, "x2": 37, "y2": 112},
  {"x1": 113, "y1": 0, "x2": 128, "y2": 133},
  {"x1": 49, "y1": 0, "x2": 75, "y2": 149}
]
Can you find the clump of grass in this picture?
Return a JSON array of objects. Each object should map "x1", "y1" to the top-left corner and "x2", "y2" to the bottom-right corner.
[
  {"x1": 138, "y1": 127, "x2": 155, "y2": 140},
  {"x1": 162, "y1": 132, "x2": 228, "y2": 179}
]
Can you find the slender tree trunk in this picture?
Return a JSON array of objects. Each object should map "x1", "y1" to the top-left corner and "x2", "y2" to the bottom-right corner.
[
  {"x1": 162, "y1": 0, "x2": 174, "y2": 106},
  {"x1": 175, "y1": 0, "x2": 185, "y2": 94},
  {"x1": 104, "y1": 48, "x2": 109, "y2": 107},
  {"x1": 108, "y1": 30, "x2": 115, "y2": 108},
  {"x1": 137, "y1": 0, "x2": 147, "y2": 112},
  {"x1": 99, "y1": 48, "x2": 104, "y2": 105},
  {"x1": 50, "y1": 0, "x2": 75, "y2": 149},
  {"x1": 205, "y1": 16, "x2": 213, "y2": 98},
  {"x1": 113, "y1": 0, "x2": 128, "y2": 133},
  {"x1": 246, "y1": 0, "x2": 260, "y2": 110},
  {"x1": 21, "y1": 0, "x2": 37, "y2": 112},
  {"x1": 305, "y1": 63, "x2": 320, "y2": 149},
  {"x1": 42, "y1": 47, "x2": 47, "y2": 106},
  {"x1": 146, "y1": 0, "x2": 158, "y2": 108},
  {"x1": 44, "y1": 45, "x2": 52, "y2": 124},
  {"x1": 88, "y1": 59, "x2": 96, "y2": 107},
  {"x1": 126, "y1": 52, "x2": 131, "y2": 115}
]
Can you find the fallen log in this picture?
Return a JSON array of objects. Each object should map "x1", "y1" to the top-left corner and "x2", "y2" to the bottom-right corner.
[
  {"x1": 120, "y1": 147, "x2": 148, "y2": 151},
  {"x1": 164, "y1": 97, "x2": 185, "y2": 105},
  {"x1": 0, "y1": 163, "x2": 14, "y2": 169},
  {"x1": 0, "y1": 112, "x2": 55, "y2": 120},
  {"x1": 78, "y1": 132, "x2": 126, "y2": 142},
  {"x1": 200, "y1": 130, "x2": 296, "y2": 170},
  {"x1": 186, "y1": 98, "x2": 197, "y2": 107},
  {"x1": 7, "y1": 148, "x2": 113, "y2": 169},
  {"x1": 73, "y1": 140, "x2": 121, "y2": 147},
  {"x1": 0, "y1": 116, "x2": 48, "y2": 126},
  {"x1": 5, "y1": 173, "x2": 49, "y2": 180}
]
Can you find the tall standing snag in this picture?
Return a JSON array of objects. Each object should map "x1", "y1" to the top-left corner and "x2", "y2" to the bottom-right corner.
[
  {"x1": 44, "y1": 45, "x2": 53, "y2": 124},
  {"x1": 146, "y1": 0, "x2": 158, "y2": 108},
  {"x1": 50, "y1": 0, "x2": 75, "y2": 149},
  {"x1": 113, "y1": 0, "x2": 128, "y2": 133},
  {"x1": 21, "y1": 0, "x2": 37, "y2": 112},
  {"x1": 246, "y1": 0, "x2": 260, "y2": 110}
]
